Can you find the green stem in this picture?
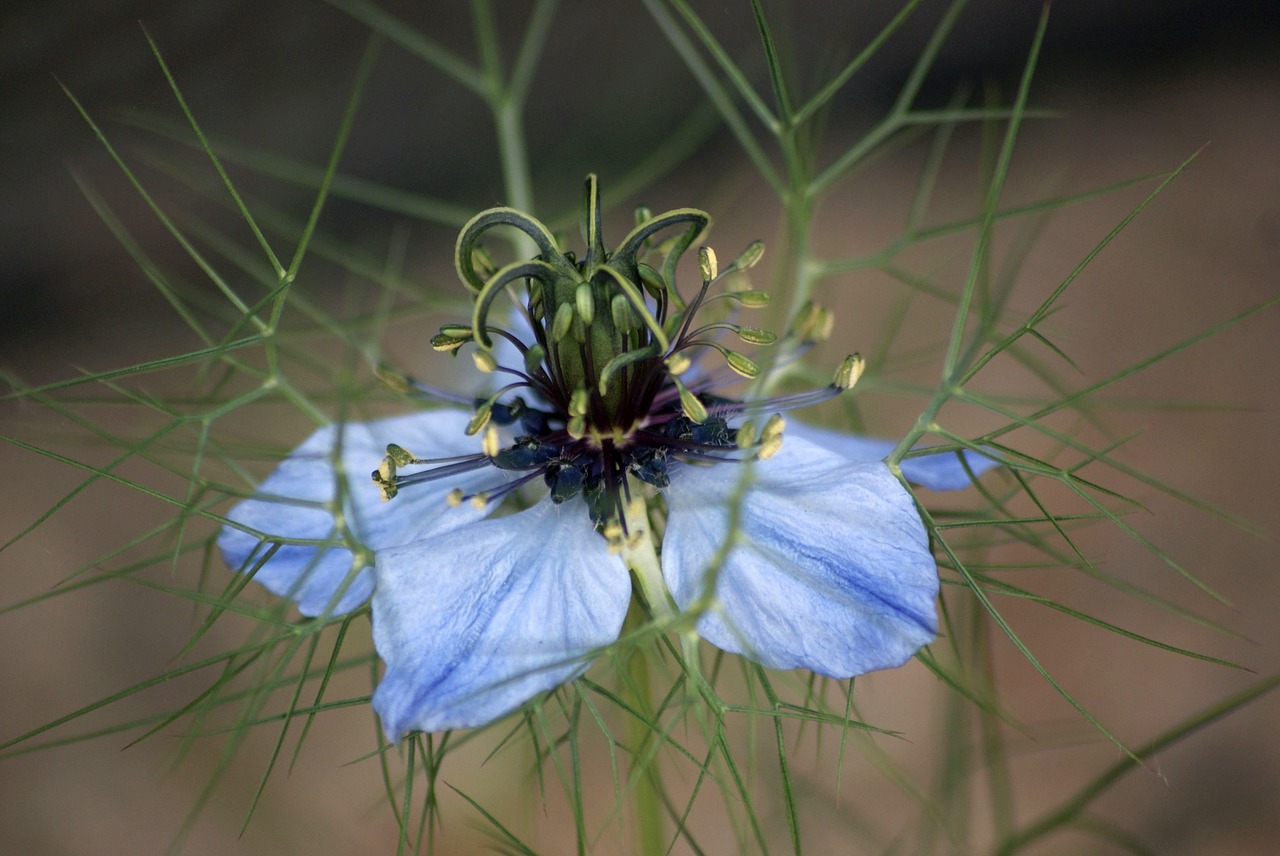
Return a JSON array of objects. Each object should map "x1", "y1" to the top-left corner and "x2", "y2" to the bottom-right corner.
[
  {"x1": 493, "y1": 98, "x2": 535, "y2": 221},
  {"x1": 623, "y1": 612, "x2": 665, "y2": 856},
  {"x1": 774, "y1": 114, "x2": 816, "y2": 326},
  {"x1": 473, "y1": 0, "x2": 538, "y2": 258},
  {"x1": 621, "y1": 493, "x2": 675, "y2": 622},
  {"x1": 619, "y1": 492, "x2": 669, "y2": 856},
  {"x1": 777, "y1": 183, "x2": 815, "y2": 326}
]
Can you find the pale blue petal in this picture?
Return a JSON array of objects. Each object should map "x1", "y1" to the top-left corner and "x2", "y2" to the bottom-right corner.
[
  {"x1": 786, "y1": 420, "x2": 999, "y2": 491},
  {"x1": 372, "y1": 498, "x2": 629, "y2": 738},
  {"x1": 217, "y1": 409, "x2": 498, "y2": 617},
  {"x1": 662, "y1": 436, "x2": 938, "y2": 677}
]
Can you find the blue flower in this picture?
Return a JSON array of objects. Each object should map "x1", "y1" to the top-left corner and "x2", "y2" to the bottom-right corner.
[{"x1": 218, "y1": 177, "x2": 997, "y2": 740}]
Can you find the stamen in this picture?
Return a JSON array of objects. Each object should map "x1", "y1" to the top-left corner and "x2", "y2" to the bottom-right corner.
[
  {"x1": 702, "y1": 289, "x2": 770, "y2": 308},
  {"x1": 790, "y1": 301, "x2": 835, "y2": 344},
  {"x1": 724, "y1": 350, "x2": 760, "y2": 379},
  {"x1": 467, "y1": 405, "x2": 492, "y2": 435},
  {"x1": 683, "y1": 321, "x2": 777, "y2": 347},
  {"x1": 421, "y1": 177, "x2": 854, "y2": 533},
  {"x1": 392, "y1": 455, "x2": 493, "y2": 490},
  {"x1": 735, "y1": 326, "x2": 776, "y2": 345},
  {"x1": 834, "y1": 353, "x2": 865, "y2": 390},
  {"x1": 718, "y1": 387, "x2": 839, "y2": 416},
  {"x1": 664, "y1": 352, "x2": 692, "y2": 376},
  {"x1": 431, "y1": 333, "x2": 469, "y2": 353},
  {"x1": 709, "y1": 354, "x2": 863, "y2": 420},
  {"x1": 673, "y1": 377, "x2": 708, "y2": 424},
  {"x1": 466, "y1": 382, "x2": 530, "y2": 436},
  {"x1": 732, "y1": 240, "x2": 765, "y2": 271},
  {"x1": 374, "y1": 363, "x2": 474, "y2": 406},
  {"x1": 757, "y1": 413, "x2": 785, "y2": 460},
  {"x1": 699, "y1": 246, "x2": 718, "y2": 282},
  {"x1": 482, "y1": 425, "x2": 500, "y2": 458}
]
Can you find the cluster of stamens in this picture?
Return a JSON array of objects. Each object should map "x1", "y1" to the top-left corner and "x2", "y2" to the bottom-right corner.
[{"x1": 371, "y1": 175, "x2": 863, "y2": 534}]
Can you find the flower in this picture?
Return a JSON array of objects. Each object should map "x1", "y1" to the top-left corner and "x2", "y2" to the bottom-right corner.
[{"x1": 218, "y1": 176, "x2": 996, "y2": 740}]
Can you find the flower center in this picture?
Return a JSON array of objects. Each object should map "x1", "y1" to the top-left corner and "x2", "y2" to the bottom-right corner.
[{"x1": 372, "y1": 175, "x2": 863, "y2": 531}]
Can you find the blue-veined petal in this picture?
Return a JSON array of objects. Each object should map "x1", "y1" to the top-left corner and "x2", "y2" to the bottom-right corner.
[
  {"x1": 371, "y1": 498, "x2": 629, "y2": 738},
  {"x1": 662, "y1": 435, "x2": 938, "y2": 677},
  {"x1": 217, "y1": 409, "x2": 496, "y2": 617},
  {"x1": 786, "y1": 420, "x2": 999, "y2": 491}
]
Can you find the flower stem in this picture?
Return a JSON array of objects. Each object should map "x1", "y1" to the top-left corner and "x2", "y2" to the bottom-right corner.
[
  {"x1": 621, "y1": 494, "x2": 675, "y2": 623},
  {"x1": 623, "y1": 608, "x2": 665, "y2": 856},
  {"x1": 619, "y1": 491, "x2": 669, "y2": 856}
]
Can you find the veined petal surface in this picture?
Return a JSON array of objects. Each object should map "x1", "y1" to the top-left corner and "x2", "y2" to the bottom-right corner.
[
  {"x1": 662, "y1": 436, "x2": 938, "y2": 677},
  {"x1": 217, "y1": 409, "x2": 494, "y2": 616},
  {"x1": 787, "y1": 420, "x2": 999, "y2": 491},
  {"x1": 372, "y1": 498, "x2": 630, "y2": 739}
]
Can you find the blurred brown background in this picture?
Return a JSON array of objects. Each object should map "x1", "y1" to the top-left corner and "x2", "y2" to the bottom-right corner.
[{"x1": 2, "y1": 1, "x2": 1278, "y2": 854}]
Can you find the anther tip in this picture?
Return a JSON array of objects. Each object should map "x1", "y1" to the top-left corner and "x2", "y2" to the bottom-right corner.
[{"x1": 834, "y1": 353, "x2": 865, "y2": 390}]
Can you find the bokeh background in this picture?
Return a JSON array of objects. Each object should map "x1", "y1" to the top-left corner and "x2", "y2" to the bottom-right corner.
[{"x1": 3, "y1": 1, "x2": 1278, "y2": 853}]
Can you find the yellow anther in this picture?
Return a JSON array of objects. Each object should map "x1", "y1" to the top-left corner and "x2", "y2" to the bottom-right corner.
[
  {"x1": 834, "y1": 353, "x2": 865, "y2": 390},
  {"x1": 372, "y1": 451, "x2": 402, "y2": 502},
  {"x1": 602, "y1": 521, "x2": 626, "y2": 553},
  {"x1": 761, "y1": 413, "x2": 786, "y2": 443},
  {"x1": 482, "y1": 425, "x2": 500, "y2": 458},
  {"x1": 470, "y1": 492, "x2": 490, "y2": 510},
  {"x1": 664, "y1": 352, "x2": 692, "y2": 376},
  {"x1": 371, "y1": 458, "x2": 398, "y2": 502},
  {"x1": 699, "y1": 246, "x2": 718, "y2": 282},
  {"x1": 385, "y1": 444, "x2": 417, "y2": 466},
  {"x1": 758, "y1": 434, "x2": 784, "y2": 460},
  {"x1": 472, "y1": 349, "x2": 498, "y2": 374},
  {"x1": 446, "y1": 489, "x2": 464, "y2": 507}
]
